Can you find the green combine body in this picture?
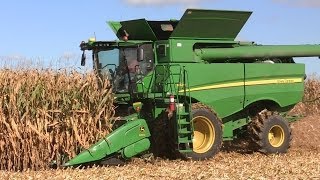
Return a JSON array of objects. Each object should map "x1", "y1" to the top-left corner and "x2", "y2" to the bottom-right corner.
[{"x1": 64, "y1": 9, "x2": 320, "y2": 166}]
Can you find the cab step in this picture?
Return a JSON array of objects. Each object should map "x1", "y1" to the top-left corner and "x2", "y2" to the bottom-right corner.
[
  {"x1": 178, "y1": 149, "x2": 193, "y2": 153},
  {"x1": 178, "y1": 119, "x2": 190, "y2": 125},
  {"x1": 179, "y1": 128, "x2": 192, "y2": 134},
  {"x1": 178, "y1": 137, "x2": 193, "y2": 143}
]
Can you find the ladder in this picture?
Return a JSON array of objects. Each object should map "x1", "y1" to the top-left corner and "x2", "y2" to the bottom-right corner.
[{"x1": 153, "y1": 64, "x2": 193, "y2": 154}]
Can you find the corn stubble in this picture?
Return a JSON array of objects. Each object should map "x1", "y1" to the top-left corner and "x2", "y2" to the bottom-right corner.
[
  {"x1": 0, "y1": 70, "x2": 114, "y2": 170},
  {"x1": 0, "y1": 70, "x2": 319, "y2": 179}
]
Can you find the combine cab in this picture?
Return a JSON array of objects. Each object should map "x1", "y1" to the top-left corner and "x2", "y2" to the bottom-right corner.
[{"x1": 64, "y1": 9, "x2": 320, "y2": 166}]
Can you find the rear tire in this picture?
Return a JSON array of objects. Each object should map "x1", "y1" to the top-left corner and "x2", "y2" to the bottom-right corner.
[
  {"x1": 184, "y1": 103, "x2": 222, "y2": 160},
  {"x1": 248, "y1": 110, "x2": 292, "y2": 153}
]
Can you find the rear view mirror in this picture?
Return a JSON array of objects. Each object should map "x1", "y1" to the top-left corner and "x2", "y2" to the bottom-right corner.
[
  {"x1": 81, "y1": 51, "x2": 86, "y2": 66},
  {"x1": 137, "y1": 47, "x2": 144, "y2": 62}
]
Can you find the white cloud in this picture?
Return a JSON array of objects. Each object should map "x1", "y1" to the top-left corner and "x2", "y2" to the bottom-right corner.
[
  {"x1": 273, "y1": 0, "x2": 320, "y2": 8},
  {"x1": 124, "y1": 0, "x2": 205, "y2": 6}
]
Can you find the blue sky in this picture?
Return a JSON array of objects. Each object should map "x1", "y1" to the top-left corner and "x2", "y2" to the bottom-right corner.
[{"x1": 1, "y1": 0, "x2": 320, "y2": 74}]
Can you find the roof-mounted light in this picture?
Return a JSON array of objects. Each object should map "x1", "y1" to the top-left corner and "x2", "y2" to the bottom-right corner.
[{"x1": 88, "y1": 37, "x2": 96, "y2": 45}]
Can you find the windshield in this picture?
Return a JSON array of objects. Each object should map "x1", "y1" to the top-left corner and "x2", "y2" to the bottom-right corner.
[
  {"x1": 97, "y1": 49, "x2": 119, "y2": 76},
  {"x1": 94, "y1": 44, "x2": 154, "y2": 93}
]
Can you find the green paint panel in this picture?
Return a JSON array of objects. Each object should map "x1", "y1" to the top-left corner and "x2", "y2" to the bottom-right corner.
[
  {"x1": 168, "y1": 39, "x2": 237, "y2": 63},
  {"x1": 191, "y1": 87, "x2": 244, "y2": 118},
  {"x1": 121, "y1": 19, "x2": 157, "y2": 41},
  {"x1": 222, "y1": 117, "x2": 249, "y2": 139},
  {"x1": 170, "y1": 39, "x2": 197, "y2": 63},
  {"x1": 170, "y1": 9, "x2": 252, "y2": 40},
  {"x1": 108, "y1": 21, "x2": 123, "y2": 39},
  {"x1": 181, "y1": 63, "x2": 244, "y2": 118},
  {"x1": 244, "y1": 63, "x2": 305, "y2": 108},
  {"x1": 64, "y1": 118, "x2": 150, "y2": 166},
  {"x1": 123, "y1": 138, "x2": 151, "y2": 158}
]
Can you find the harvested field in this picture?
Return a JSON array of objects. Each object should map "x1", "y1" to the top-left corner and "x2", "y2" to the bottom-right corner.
[
  {"x1": 1, "y1": 116, "x2": 319, "y2": 179},
  {"x1": 291, "y1": 115, "x2": 320, "y2": 151}
]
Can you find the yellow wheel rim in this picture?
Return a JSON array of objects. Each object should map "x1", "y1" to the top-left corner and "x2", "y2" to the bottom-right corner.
[
  {"x1": 268, "y1": 125, "x2": 285, "y2": 148},
  {"x1": 192, "y1": 116, "x2": 215, "y2": 153}
]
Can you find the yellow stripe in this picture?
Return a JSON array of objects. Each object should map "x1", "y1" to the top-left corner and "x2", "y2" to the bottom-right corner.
[
  {"x1": 186, "y1": 82, "x2": 244, "y2": 92},
  {"x1": 245, "y1": 78, "x2": 302, "y2": 86},
  {"x1": 181, "y1": 78, "x2": 303, "y2": 92}
]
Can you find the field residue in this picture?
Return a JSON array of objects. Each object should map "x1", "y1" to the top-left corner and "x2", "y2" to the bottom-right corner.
[{"x1": 1, "y1": 115, "x2": 320, "y2": 179}]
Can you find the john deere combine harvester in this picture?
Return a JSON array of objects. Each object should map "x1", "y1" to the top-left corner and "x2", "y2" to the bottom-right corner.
[{"x1": 64, "y1": 9, "x2": 320, "y2": 166}]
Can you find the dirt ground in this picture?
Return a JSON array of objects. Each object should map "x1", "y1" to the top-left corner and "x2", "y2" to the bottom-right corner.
[
  {"x1": 1, "y1": 116, "x2": 319, "y2": 180},
  {"x1": 291, "y1": 115, "x2": 320, "y2": 151}
]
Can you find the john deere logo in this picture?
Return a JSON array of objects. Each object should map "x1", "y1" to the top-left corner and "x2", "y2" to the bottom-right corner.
[{"x1": 139, "y1": 126, "x2": 146, "y2": 137}]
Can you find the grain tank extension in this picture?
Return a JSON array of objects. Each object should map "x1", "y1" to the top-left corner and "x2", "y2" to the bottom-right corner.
[{"x1": 64, "y1": 9, "x2": 320, "y2": 166}]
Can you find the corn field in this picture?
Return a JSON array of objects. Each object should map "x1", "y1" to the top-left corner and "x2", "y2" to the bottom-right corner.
[
  {"x1": 291, "y1": 76, "x2": 320, "y2": 115},
  {"x1": 0, "y1": 69, "x2": 319, "y2": 178},
  {"x1": 0, "y1": 70, "x2": 114, "y2": 170}
]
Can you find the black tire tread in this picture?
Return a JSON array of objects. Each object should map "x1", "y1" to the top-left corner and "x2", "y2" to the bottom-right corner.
[{"x1": 247, "y1": 109, "x2": 292, "y2": 153}]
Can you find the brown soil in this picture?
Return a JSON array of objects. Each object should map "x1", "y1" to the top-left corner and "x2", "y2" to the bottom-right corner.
[{"x1": 291, "y1": 115, "x2": 320, "y2": 151}]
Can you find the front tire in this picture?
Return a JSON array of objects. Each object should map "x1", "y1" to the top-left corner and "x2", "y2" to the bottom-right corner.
[{"x1": 184, "y1": 104, "x2": 222, "y2": 160}]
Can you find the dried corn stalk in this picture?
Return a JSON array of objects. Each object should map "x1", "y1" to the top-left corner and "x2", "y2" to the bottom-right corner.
[{"x1": 0, "y1": 69, "x2": 114, "y2": 170}]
